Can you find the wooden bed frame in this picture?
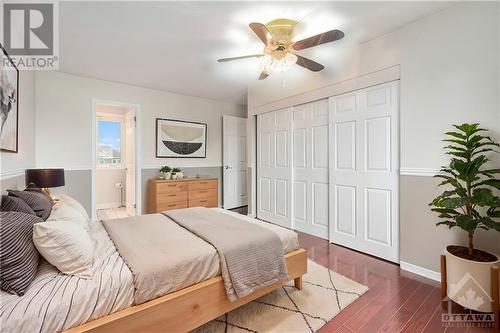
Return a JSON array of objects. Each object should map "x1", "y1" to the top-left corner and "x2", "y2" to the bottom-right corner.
[{"x1": 64, "y1": 248, "x2": 307, "y2": 333}]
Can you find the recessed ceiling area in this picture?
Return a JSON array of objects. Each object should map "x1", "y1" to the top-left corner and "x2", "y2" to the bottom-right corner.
[{"x1": 59, "y1": 1, "x2": 455, "y2": 105}]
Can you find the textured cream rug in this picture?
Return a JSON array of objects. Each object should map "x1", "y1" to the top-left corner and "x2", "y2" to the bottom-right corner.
[{"x1": 193, "y1": 260, "x2": 368, "y2": 333}]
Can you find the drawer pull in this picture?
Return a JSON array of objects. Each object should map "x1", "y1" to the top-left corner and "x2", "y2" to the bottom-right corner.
[
  {"x1": 167, "y1": 184, "x2": 177, "y2": 187},
  {"x1": 199, "y1": 190, "x2": 208, "y2": 193},
  {"x1": 168, "y1": 204, "x2": 176, "y2": 207},
  {"x1": 200, "y1": 200, "x2": 208, "y2": 203},
  {"x1": 168, "y1": 194, "x2": 176, "y2": 197},
  {"x1": 199, "y1": 182, "x2": 208, "y2": 184}
]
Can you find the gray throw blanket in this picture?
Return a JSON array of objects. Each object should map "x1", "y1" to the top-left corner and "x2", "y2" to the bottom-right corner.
[{"x1": 164, "y1": 207, "x2": 289, "y2": 301}]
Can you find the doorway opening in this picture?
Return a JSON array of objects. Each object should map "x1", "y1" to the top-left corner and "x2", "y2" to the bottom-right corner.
[{"x1": 92, "y1": 101, "x2": 139, "y2": 221}]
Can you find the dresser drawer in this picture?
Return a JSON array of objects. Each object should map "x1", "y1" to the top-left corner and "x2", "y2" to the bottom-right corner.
[
  {"x1": 189, "y1": 197, "x2": 217, "y2": 208},
  {"x1": 157, "y1": 191, "x2": 187, "y2": 204},
  {"x1": 189, "y1": 188, "x2": 217, "y2": 200},
  {"x1": 188, "y1": 179, "x2": 217, "y2": 191},
  {"x1": 157, "y1": 201, "x2": 188, "y2": 212},
  {"x1": 157, "y1": 182, "x2": 188, "y2": 194}
]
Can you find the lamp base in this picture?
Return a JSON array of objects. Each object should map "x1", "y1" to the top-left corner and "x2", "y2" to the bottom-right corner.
[{"x1": 42, "y1": 187, "x2": 54, "y2": 200}]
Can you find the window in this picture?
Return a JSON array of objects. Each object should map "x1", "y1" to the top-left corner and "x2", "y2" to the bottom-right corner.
[{"x1": 97, "y1": 120, "x2": 122, "y2": 167}]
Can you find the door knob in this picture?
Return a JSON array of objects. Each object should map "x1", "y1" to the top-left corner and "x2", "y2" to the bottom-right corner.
[{"x1": 225, "y1": 166, "x2": 232, "y2": 170}]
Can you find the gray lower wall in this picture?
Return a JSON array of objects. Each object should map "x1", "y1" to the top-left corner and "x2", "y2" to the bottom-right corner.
[
  {"x1": 141, "y1": 167, "x2": 223, "y2": 214},
  {"x1": 52, "y1": 170, "x2": 92, "y2": 214},
  {"x1": 400, "y1": 175, "x2": 500, "y2": 272},
  {"x1": 47, "y1": 167, "x2": 223, "y2": 216},
  {"x1": 0, "y1": 174, "x2": 26, "y2": 194}
]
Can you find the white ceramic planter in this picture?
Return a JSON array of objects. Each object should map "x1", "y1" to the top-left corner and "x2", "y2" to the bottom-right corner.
[
  {"x1": 161, "y1": 172, "x2": 171, "y2": 180},
  {"x1": 445, "y1": 247, "x2": 499, "y2": 312},
  {"x1": 176, "y1": 171, "x2": 184, "y2": 179}
]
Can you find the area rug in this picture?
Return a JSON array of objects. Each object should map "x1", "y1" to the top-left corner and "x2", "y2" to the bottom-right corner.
[{"x1": 192, "y1": 260, "x2": 368, "y2": 333}]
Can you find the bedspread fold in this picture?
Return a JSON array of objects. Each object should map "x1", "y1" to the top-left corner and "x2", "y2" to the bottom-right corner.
[{"x1": 164, "y1": 207, "x2": 289, "y2": 301}]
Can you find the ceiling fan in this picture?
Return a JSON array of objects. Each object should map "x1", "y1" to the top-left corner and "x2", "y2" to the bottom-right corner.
[{"x1": 218, "y1": 18, "x2": 344, "y2": 80}]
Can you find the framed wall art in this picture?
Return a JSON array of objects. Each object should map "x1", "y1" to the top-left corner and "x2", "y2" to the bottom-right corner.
[
  {"x1": 156, "y1": 118, "x2": 207, "y2": 158},
  {"x1": 0, "y1": 43, "x2": 19, "y2": 153}
]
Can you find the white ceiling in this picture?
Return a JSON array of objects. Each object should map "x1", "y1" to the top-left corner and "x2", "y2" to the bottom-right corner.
[{"x1": 59, "y1": 1, "x2": 455, "y2": 105}]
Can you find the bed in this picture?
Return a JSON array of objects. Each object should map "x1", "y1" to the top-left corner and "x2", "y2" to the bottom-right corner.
[{"x1": 0, "y1": 208, "x2": 307, "y2": 333}]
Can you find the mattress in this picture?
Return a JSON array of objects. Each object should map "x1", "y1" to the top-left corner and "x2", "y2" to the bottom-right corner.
[
  {"x1": 0, "y1": 222, "x2": 135, "y2": 333},
  {"x1": 0, "y1": 209, "x2": 299, "y2": 333}
]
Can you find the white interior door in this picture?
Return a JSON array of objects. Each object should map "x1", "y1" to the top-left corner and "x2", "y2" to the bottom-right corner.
[
  {"x1": 125, "y1": 110, "x2": 136, "y2": 216},
  {"x1": 223, "y1": 115, "x2": 248, "y2": 209},
  {"x1": 329, "y1": 81, "x2": 399, "y2": 263},
  {"x1": 292, "y1": 99, "x2": 329, "y2": 239},
  {"x1": 257, "y1": 108, "x2": 292, "y2": 228}
]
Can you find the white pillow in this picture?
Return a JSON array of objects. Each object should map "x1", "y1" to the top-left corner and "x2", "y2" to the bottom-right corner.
[
  {"x1": 47, "y1": 199, "x2": 89, "y2": 231},
  {"x1": 58, "y1": 194, "x2": 89, "y2": 220},
  {"x1": 33, "y1": 221, "x2": 94, "y2": 278}
]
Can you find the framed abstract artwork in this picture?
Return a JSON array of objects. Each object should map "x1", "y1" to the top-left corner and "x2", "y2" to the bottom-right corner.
[
  {"x1": 156, "y1": 118, "x2": 207, "y2": 158},
  {"x1": 0, "y1": 44, "x2": 19, "y2": 153}
]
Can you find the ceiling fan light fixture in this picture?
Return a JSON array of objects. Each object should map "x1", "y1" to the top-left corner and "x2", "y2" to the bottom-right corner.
[{"x1": 262, "y1": 52, "x2": 297, "y2": 74}]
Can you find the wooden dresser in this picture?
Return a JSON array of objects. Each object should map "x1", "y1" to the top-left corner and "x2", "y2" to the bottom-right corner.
[{"x1": 147, "y1": 178, "x2": 218, "y2": 213}]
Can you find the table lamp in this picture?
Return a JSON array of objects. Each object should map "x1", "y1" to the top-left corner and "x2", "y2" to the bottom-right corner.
[{"x1": 25, "y1": 168, "x2": 65, "y2": 198}]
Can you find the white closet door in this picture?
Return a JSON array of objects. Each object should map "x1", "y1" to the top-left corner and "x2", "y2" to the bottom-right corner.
[
  {"x1": 292, "y1": 99, "x2": 329, "y2": 239},
  {"x1": 257, "y1": 108, "x2": 292, "y2": 228},
  {"x1": 329, "y1": 81, "x2": 399, "y2": 263}
]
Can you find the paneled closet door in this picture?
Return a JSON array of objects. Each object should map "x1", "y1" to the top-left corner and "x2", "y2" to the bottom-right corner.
[
  {"x1": 292, "y1": 99, "x2": 329, "y2": 239},
  {"x1": 329, "y1": 81, "x2": 399, "y2": 263},
  {"x1": 257, "y1": 108, "x2": 293, "y2": 228}
]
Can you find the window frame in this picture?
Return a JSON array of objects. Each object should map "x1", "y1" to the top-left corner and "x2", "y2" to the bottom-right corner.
[{"x1": 96, "y1": 113, "x2": 125, "y2": 169}]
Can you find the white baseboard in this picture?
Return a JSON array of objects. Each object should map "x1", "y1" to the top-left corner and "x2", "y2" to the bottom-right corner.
[
  {"x1": 96, "y1": 202, "x2": 122, "y2": 210},
  {"x1": 400, "y1": 261, "x2": 441, "y2": 282}
]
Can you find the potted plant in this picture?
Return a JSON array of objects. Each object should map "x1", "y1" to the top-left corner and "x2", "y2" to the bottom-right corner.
[
  {"x1": 430, "y1": 123, "x2": 500, "y2": 312},
  {"x1": 159, "y1": 166, "x2": 171, "y2": 179},
  {"x1": 175, "y1": 168, "x2": 184, "y2": 179},
  {"x1": 171, "y1": 167, "x2": 182, "y2": 180}
]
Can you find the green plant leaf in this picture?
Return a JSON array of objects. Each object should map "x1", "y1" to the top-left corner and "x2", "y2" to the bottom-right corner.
[
  {"x1": 437, "y1": 197, "x2": 469, "y2": 209},
  {"x1": 482, "y1": 168, "x2": 500, "y2": 174},
  {"x1": 455, "y1": 215, "x2": 477, "y2": 232},
  {"x1": 487, "y1": 209, "x2": 500, "y2": 218},
  {"x1": 445, "y1": 131, "x2": 467, "y2": 140},
  {"x1": 443, "y1": 139, "x2": 467, "y2": 145},
  {"x1": 473, "y1": 179, "x2": 500, "y2": 190},
  {"x1": 436, "y1": 221, "x2": 457, "y2": 229},
  {"x1": 478, "y1": 217, "x2": 500, "y2": 231}
]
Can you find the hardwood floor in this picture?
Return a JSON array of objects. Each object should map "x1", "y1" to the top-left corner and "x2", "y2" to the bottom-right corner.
[
  {"x1": 297, "y1": 232, "x2": 497, "y2": 333},
  {"x1": 229, "y1": 205, "x2": 248, "y2": 215}
]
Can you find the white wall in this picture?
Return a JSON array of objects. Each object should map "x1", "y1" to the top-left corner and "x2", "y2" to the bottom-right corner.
[
  {"x1": 0, "y1": 71, "x2": 37, "y2": 178},
  {"x1": 248, "y1": 2, "x2": 500, "y2": 172},
  {"x1": 36, "y1": 71, "x2": 247, "y2": 170},
  {"x1": 247, "y1": 2, "x2": 500, "y2": 274}
]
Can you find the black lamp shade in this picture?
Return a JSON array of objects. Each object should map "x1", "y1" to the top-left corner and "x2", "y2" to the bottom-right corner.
[{"x1": 25, "y1": 169, "x2": 65, "y2": 188}]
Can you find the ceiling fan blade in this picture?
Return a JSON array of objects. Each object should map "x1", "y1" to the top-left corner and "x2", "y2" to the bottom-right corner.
[
  {"x1": 292, "y1": 29, "x2": 344, "y2": 51},
  {"x1": 217, "y1": 54, "x2": 264, "y2": 62},
  {"x1": 249, "y1": 22, "x2": 273, "y2": 45},
  {"x1": 258, "y1": 72, "x2": 269, "y2": 80},
  {"x1": 294, "y1": 54, "x2": 324, "y2": 72}
]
